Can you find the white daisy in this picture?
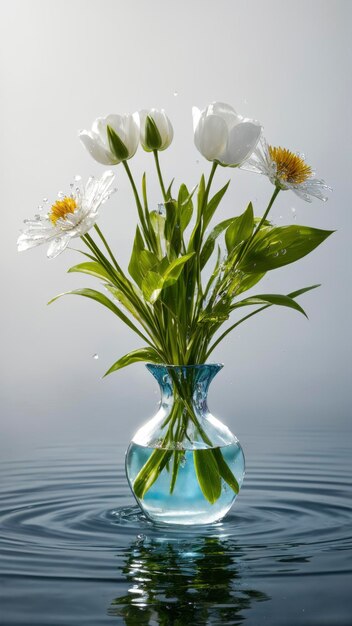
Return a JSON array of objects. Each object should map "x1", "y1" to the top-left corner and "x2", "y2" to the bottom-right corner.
[
  {"x1": 17, "y1": 171, "x2": 116, "y2": 259},
  {"x1": 242, "y1": 136, "x2": 331, "y2": 202}
]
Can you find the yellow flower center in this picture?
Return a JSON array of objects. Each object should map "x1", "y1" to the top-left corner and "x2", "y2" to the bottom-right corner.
[
  {"x1": 268, "y1": 146, "x2": 312, "y2": 185},
  {"x1": 49, "y1": 197, "x2": 77, "y2": 225}
]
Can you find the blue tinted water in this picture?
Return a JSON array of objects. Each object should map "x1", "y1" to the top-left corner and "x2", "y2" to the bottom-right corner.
[
  {"x1": 126, "y1": 442, "x2": 245, "y2": 524},
  {"x1": 0, "y1": 429, "x2": 352, "y2": 625}
]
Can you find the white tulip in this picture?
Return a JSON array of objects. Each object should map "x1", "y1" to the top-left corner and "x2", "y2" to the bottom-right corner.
[
  {"x1": 139, "y1": 109, "x2": 174, "y2": 151},
  {"x1": 79, "y1": 113, "x2": 140, "y2": 165},
  {"x1": 192, "y1": 102, "x2": 262, "y2": 167}
]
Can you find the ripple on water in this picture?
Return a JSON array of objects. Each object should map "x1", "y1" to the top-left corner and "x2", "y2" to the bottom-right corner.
[{"x1": 0, "y1": 433, "x2": 352, "y2": 625}]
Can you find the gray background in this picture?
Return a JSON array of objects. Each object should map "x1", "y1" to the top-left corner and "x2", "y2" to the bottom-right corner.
[{"x1": 1, "y1": 0, "x2": 351, "y2": 457}]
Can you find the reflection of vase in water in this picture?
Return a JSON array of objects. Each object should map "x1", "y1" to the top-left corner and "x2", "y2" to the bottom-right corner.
[
  {"x1": 125, "y1": 364, "x2": 245, "y2": 525},
  {"x1": 108, "y1": 534, "x2": 269, "y2": 624}
]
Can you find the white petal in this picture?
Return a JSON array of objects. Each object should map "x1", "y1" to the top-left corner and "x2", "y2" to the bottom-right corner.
[
  {"x1": 192, "y1": 106, "x2": 202, "y2": 132},
  {"x1": 194, "y1": 114, "x2": 228, "y2": 161},
  {"x1": 79, "y1": 131, "x2": 118, "y2": 165},
  {"x1": 209, "y1": 102, "x2": 241, "y2": 129},
  {"x1": 124, "y1": 114, "x2": 140, "y2": 156},
  {"x1": 219, "y1": 122, "x2": 262, "y2": 166},
  {"x1": 138, "y1": 109, "x2": 148, "y2": 146},
  {"x1": 47, "y1": 235, "x2": 71, "y2": 259}
]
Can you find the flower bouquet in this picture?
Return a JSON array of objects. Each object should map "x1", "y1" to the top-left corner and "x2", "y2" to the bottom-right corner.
[{"x1": 18, "y1": 102, "x2": 332, "y2": 524}]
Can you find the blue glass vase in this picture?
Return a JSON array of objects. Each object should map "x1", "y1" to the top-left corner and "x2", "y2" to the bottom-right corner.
[{"x1": 125, "y1": 364, "x2": 245, "y2": 525}]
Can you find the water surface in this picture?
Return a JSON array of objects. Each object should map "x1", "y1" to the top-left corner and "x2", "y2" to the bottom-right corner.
[{"x1": 0, "y1": 429, "x2": 351, "y2": 625}]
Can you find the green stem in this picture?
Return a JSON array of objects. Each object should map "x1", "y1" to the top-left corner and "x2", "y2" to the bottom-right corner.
[
  {"x1": 93, "y1": 224, "x2": 123, "y2": 274},
  {"x1": 153, "y1": 150, "x2": 167, "y2": 201},
  {"x1": 238, "y1": 185, "x2": 280, "y2": 265},
  {"x1": 194, "y1": 162, "x2": 218, "y2": 310},
  {"x1": 123, "y1": 161, "x2": 153, "y2": 249}
]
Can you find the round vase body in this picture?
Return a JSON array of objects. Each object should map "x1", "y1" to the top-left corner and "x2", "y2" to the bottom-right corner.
[{"x1": 125, "y1": 364, "x2": 245, "y2": 525}]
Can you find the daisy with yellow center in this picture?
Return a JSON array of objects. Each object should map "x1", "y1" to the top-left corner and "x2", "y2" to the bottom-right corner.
[
  {"x1": 241, "y1": 136, "x2": 331, "y2": 202},
  {"x1": 17, "y1": 171, "x2": 116, "y2": 259},
  {"x1": 49, "y1": 197, "x2": 77, "y2": 225}
]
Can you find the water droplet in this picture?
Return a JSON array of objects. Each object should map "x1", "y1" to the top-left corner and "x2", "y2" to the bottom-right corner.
[
  {"x1": 273, "y1": 251, "x2": 279, "y2": 257},
  {"x1": 280, "y1": 249, "x2": 287, "y2": 255},
  {"x1": 180, "y1": 454, "x2": 186, "y2": 468},
  {"x1": 43, "y1": 198, "x2": 48, "y2": 203},
  {"x1": 162, "y1": 374, "x2": 169, "y2": 384},
  {"x1": 92, "y1": 353, "x2": 99, "y2": 360},
  {"x1": 293, "y1": 214, "x2": 297, "y2": 220},
  {"x1": 291, "y1": 207, "x2": 296, "y2": 213},
  {"x1": 58, "y1": 191, "x2": 65, "y2": 199},
  {"x1": 279, "y1": 215, "x2": 283, "y2": 220},
  {"x1": 37, "y1": 205, "x2": 43, "y2": 211},
  {"x1": 34, "y1": 214, "x2": 41, "y2": 221},
  {"x1": 173, "y1": 90, "x2": 178, "y2": 97},
  {"x1": 74, "y1": 175, "x2": 82, "y2": 182},
  {"x1": 136, "y1": 533, "x2": 146, "y2": 545}
]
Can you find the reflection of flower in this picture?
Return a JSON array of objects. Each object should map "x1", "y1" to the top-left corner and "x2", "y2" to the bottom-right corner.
[
  {"x1": 17, "y1": 171, "x2": 116, "y2": 258},
  {"x1": 242, "y1": 136, "x2": 331, "y2": 202},
  {"x1": 79, "y1": 114, "x2": 139, "y2": 165},
  {"x1": 192, "y1": 102, "x2": 262, "y2": 166},
  {"x1": 139, "y1": 109, "x2": 174, "y2": 151}
]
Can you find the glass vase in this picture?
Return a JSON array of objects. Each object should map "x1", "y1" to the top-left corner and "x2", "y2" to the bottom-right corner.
[{"x1": 125, "y1": 364, "x2": 245, "y2": 525}]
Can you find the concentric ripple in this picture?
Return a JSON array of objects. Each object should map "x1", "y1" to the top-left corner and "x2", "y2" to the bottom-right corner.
[{"x1": 1, "y1": 431, "x2": 352, "y2": 625}]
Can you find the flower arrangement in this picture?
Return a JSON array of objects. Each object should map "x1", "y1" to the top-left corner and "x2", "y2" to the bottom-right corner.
[{"x1": 18, "y1": 102, "x2": 332, "y2": 506}]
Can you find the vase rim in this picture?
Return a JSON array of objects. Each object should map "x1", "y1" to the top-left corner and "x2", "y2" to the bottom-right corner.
[{"x1": 146, "y1": 362, "x2": 224, "y2": 370}]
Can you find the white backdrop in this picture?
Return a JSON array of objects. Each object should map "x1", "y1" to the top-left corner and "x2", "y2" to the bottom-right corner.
[{"x1": 1, "y1": 0, "x2": 351, "y2": 455}]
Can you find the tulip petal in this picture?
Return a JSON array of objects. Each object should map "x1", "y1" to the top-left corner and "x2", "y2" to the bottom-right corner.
[
  {"x1": 124, "y1": 113, "x2": 140, "y2": 156},
  {"x1": 194, "y1": 115, "x2": 228, "y2": 161},
  {"x1": 192, "y1": 107, "x2": 202, "y2": 132},
  {"x1": 219, "y1": 122, "x2": 262, "y2": 166},
  {"x1": 210, "y1": 102, "x2": 241, "y2": 128},
  {"x1": 79, "y1": 131, "x2": 118, "y2": 165}
]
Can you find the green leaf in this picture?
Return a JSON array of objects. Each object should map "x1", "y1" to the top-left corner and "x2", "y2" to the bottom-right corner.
[
  {"x1": 105, "y1": 284, "x2": 143, "y2": 323},
  {"x1": 233, "y1": 293, "x2": 308, "y2": 317},
  {"x1": 229, "y1": 271, "x2": 266, "y2": 296},
  {"x1": 239, "y1": 225, "x2": 334, "y2": 273},
  {"x1": 166, "y1": 178, "x2": 175, "y2": 200},
  {"x1": 199, "y1": 299, "x2": 230, "y2": 324},
  {"x1": 107, "y1": 125, "x2": 129, "y2": 160},
  {"x1": 103, "y1": 347, "x2": 163, "y2": 377},
  {"x1": 139, "y1": 250, "x2": 159, "y2": 275},
  {"x1": 200, "y1": 218, "x2": 234, "y2": 269},
  {"x1": 162, "y1": 253, "x2": 195, "y2": 287},
  {"x1": 128, "y1": 226, "x2": 145, "y2": 286},
  {"x1": 141, "y1": 271, "x2": 163, "y2": 304},
  {"x1": 142, "y1": 172, "x2": 148, "y2": 212},
  {"x1": 225, "y1": 202, "x2": 254, "y2": 253},
  {"x1": 48, "y1": 288, "x2": 149, "y2": 342},
  {"x1": 288, "y1": 284, "x2": 321, "y2": 299},
  {"x1": 133, "y1": 448, "x2": 173, "y2": 499},
  {"x1": 178, "y1": 184, "x2": 194, "y2": 234},
  {"x1": 150, "y1": 210, "x2": 165, "y2": 238},
  {"x1": 67, "y1": 261, "x2": 111, "y2": 281},
  {"x1": 212, "y1": 448, "x2": 239, "y2": 494},
  {"x1": 203, "y1": 180, "x2": 230, "y2": 230},
  {"x1": 165, "y1": 200, "x2": 177, "y2": 238},
  {"x1": 193, "y1": 449, "x2": 222, "y2": 504}
]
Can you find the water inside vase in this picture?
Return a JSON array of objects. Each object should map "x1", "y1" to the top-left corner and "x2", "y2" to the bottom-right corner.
[{"x1": 126, "y1": 441, "x2": 245, "y2": 525}]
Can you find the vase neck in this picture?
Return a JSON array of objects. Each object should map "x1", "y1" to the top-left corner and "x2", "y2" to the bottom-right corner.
[{"x1": 146, "y1": 363, "x2": 223, "y2": 413}]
